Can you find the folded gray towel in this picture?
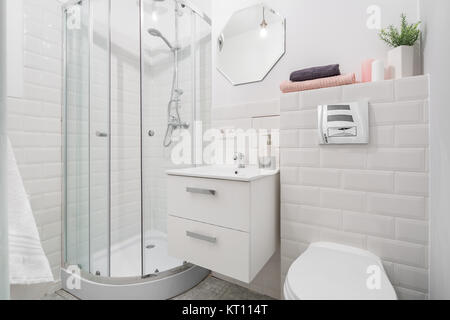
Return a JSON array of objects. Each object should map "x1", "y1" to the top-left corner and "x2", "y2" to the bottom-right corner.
[{"x1": 290, "y1": 64, "x2": 341, "y2": 82}]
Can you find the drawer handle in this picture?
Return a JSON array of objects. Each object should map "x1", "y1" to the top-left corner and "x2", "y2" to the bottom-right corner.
[
  {"x1": 186, "y1": 231, "x2": 217, "y2": 244},
  {"x1": 186, "y1": 187, "x2": 216, "y2": 196}
]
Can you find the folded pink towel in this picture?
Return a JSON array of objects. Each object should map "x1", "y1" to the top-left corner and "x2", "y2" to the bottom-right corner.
[{"x1": 280, "y1": 73, "x2": 357, "y2": 93}]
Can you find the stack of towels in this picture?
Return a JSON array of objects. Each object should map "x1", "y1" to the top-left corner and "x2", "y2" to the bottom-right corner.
[{"x1": 280, "y1": 64, "x2": 356, "y2": 93}]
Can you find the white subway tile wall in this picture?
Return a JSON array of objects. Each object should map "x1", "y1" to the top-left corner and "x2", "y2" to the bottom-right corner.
[
  {"x1": 7, "y1": 0, "x2": 63, "y2": 281},
  {"x1": 210, "y1": 100, "x2": 281, "y2": 299},
  {"x1": 142, "y1": 12, "x2": 212, "y2": 239},
  {"x1": 108, "y1": 2, "x2": 143, "y2": 275},
  {"x1": 280, "y1": 75, "x2": 430, "y2": 299},
  {"x1": 212, "y1": 100, "x2": 281, "y2": 167}
]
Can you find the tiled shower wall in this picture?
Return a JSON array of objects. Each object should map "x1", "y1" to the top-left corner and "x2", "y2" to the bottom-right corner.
[
  {"x1": 7, "y1": 0, "x2": 63, "y2": 281},
  {"x1": 109, "y1": 1, "x2": 142, "y2": 272},
  {"x1": 142, "y1": 7, "x2": 212, "y2": 236},
  {"x1": 280, "y1": 75, "x2": 430, "y2": 300},
  {"x1": 18, "y1": 0, "x2": 213, "y2": 280}
]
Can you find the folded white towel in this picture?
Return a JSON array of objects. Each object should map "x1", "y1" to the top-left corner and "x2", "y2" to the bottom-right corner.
[{"x1": 7, "y1": 139, "x2": 54, "y2": 284}]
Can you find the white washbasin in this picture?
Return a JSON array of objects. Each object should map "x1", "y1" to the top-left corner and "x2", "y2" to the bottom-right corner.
[{"x1": 166, "y1": 165, "x2": 279, "y2": 182}]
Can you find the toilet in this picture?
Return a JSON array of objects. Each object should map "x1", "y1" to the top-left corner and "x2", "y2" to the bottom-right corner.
[{"x1": 284, "y1": 242, "x2": 397, "y2": 300}]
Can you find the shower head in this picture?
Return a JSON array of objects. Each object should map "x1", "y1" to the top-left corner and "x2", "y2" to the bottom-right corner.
[
  {"x1": 147, "y1": 28, "x2": 175, "y2": 51},
  {"x1": 147, "y1": 28, "x2": 163, "y2": 37}
]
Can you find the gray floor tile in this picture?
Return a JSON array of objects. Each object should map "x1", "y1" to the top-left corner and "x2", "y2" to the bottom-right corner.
[
  {"x1": 55, "y1": 290, "x2": 79, "y2": 300},
  {"x1": 41, "y1": 293, "x2": 64, "y2": 300},
  {"x1": 41, "y1": 290, "x2": 78, "y2": 300},
  {"x1": 173, "y1": 276, "x2": 274, "y2": 300},
  {"x1": 46, "y1": 276, "x2": 274, "y2": 300}
]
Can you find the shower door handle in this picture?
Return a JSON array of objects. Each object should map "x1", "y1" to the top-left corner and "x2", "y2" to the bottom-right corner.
[
  {"x1": 96, "y1": 131, "x2": 108, "y2": 138},
  {"x1": 186, "y1": 231, "x2": 217, "y2": 244}
]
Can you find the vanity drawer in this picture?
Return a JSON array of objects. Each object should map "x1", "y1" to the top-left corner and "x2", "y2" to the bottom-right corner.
[
  {"x1": 168, "y1": 176, "x2": 250, "y2": 232},
  {"x1": 168, "y1": 216, "x2": 250, "y2": 283}
]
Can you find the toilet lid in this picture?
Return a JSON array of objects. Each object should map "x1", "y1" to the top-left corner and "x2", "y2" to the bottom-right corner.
[{"x1": 286, "y1": 242, "x2": 397, "y2": 300}]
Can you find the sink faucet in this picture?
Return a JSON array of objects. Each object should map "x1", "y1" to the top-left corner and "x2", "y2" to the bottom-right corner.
[{"x1": 234, "y1": 152, "x2": 246, "y2": 169}]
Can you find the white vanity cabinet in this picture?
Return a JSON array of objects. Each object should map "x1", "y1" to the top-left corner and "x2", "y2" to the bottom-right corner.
[{"x1": 166, "y1": 166, "x2": 279, "y2": 283}]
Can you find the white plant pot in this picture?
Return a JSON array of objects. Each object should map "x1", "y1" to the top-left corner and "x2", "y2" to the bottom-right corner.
[{"x1": 387, "y1": 45, "x2": 415, "y2": 79}]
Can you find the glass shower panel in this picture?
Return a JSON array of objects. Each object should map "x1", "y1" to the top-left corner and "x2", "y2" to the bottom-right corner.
[
  {"x1": 177, "y1": 3, "x2": 195, "y2": 160},
  {"x1": 141, "y1": 0, "x2": 192, "y2": 276},
  {"x1": 109, "y1": 0, "x2": 142, "y2": 277},
  {"x1": 193, "y1": 12, "x2": 212, "y2": 160},
  {"x1": 90, "y1": 0, "x2": 111, "y2": 277},
  {"x1": 65, "y1": 0, "x2": 91, "y2": 272},
  {"x1": 141, "y1": 0, "x2": 211, "y2": 276}
]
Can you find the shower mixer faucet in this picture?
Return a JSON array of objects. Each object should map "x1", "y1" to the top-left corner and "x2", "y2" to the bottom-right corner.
[{"x1": 169, "y1": 120, "x2": 190, "y2": 130}]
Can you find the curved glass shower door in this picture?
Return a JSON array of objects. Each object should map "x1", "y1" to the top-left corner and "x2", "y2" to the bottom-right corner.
[
  {"x1": 108, "y1": 0, "x2": 143, "y2": 278},
  {"x1": 64, "y1": 0, "x2": 115, "y2": 277},
  {"x1": 63, "y1": 0, "x2": 211, "y2": 280},
  {"x1": 64, "y1": 0, "x2": 143, "y2": 278},
  {"x1": 64, "y1": 0, "x2": 91, "y2": 273}
]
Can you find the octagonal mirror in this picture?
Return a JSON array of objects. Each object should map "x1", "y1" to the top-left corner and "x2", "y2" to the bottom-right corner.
[{"x1": 217, "y1": 4, "x2": 286, "y2": 86}]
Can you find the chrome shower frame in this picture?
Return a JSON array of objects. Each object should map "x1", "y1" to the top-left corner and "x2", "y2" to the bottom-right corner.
[{"x1": 61, "y1": 0, "x2": 211, "y2": 300}]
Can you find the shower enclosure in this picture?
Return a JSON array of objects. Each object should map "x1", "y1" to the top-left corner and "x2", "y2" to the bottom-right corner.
[{"x1": 62, "y1": 0, "x2": 211, "y2": 299}]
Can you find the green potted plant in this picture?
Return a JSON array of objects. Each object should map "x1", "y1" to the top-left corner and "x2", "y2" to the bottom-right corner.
[{"x1": 379, "y1": 14, "x2": 421, "y2": 79}]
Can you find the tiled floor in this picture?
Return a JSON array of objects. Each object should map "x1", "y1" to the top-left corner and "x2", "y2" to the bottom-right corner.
[
  {"x1": 173, "y1": 276, "x2": 274, "y2": 300},
  {"x1": 41, "y1": 290, "x2": 79, "y2": 300},
  {"x1": 43, "y1": 276, "x2": 274, "y2": 300}
]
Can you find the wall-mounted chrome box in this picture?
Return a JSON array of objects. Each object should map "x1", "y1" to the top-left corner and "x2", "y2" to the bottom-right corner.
[{"x1": 318, "y1": 100, "x2": 369, "y2": 145}]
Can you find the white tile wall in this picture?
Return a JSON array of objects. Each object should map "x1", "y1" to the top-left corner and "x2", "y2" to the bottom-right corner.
[
  {"x1": 7, "y1": 0, "x2": 63, "y2": 284},
  {"x1": 141, "y1": 5, "x2": 212, "y2": 247},
  {"x1": 212, "y1": 99, "x2": 281, "y2": 167},
  {"x1": 210, "y1": 100, "x2": 281, "y2": 299},
  {"x1": 109, "y1": 3, "x2": 143, "y2": 276},
  {"x1": 280, "y1": 75, "x2": 430, "y2": 300}
]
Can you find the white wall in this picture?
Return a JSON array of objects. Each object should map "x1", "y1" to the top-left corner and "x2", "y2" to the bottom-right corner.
[
  {"x1": 7, "y1": 0, "x2": 63, "y2": 291},
  {"x1": 212, "y1": 0, "x2": 419, "y2": 107},
  {"x1": 211, "y1": 101, "x2": 281, "y2": 298},
  {"x1": 209, "y1": 0, "x2": 421, "y2": 299},
  {"x1": 280, "y1": 76, "x2": 430, "y2": 300},
  {"x1": 6, "y1": 0, "x2": 24, "y2": 99},
  {"x1": 420, "y1": 0, "x2": 450, "y2": 300},
  {"x1": 0, "y1": 0, "x2": 10, "y2": 301}
]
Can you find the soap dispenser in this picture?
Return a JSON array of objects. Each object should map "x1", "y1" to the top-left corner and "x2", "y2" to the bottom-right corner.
[{"x1": 259, "y1": 134, "x2": 276, "y2": 170}]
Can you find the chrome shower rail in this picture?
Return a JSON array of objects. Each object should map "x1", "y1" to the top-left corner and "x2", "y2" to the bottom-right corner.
[
  {"x1": 61, "y1": 0, "x2": 211, "y2": 26},
  {"x1": 178, "y1": 0, "x2": 211, "y2": 26}
]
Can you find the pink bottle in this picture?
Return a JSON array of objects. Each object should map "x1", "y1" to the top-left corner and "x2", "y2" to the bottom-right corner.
[{"x1": 361, "y1": 59, "x2": 375, "y2": 83}]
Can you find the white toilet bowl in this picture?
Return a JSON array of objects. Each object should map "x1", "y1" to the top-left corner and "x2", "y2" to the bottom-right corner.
[{"x1": 284, "y1": 242, "x2": 397, "y2": 300}]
